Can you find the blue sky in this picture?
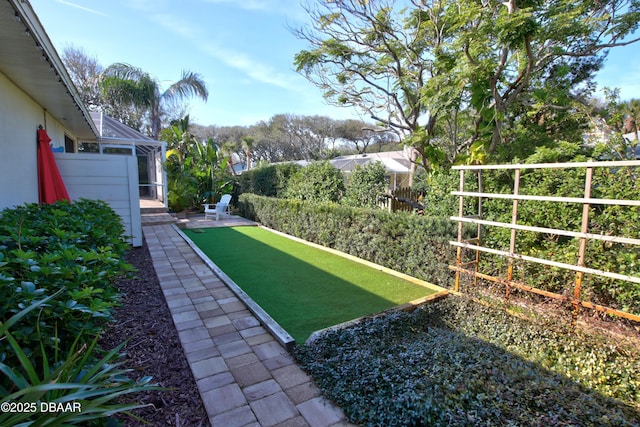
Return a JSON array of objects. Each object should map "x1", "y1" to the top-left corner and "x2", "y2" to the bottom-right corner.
[{"x1": 30, "y1": 0, "x2": 640, "y2": 128}]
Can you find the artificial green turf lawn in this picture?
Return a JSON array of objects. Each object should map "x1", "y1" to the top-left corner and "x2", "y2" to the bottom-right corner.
[{"x1": 184, "y1": 226, "x2": 435, "y2": 343}]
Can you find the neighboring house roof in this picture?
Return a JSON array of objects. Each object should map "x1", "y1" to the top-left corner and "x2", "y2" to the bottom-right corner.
[
  {"x1": 1, "y1": 1, "x2": 98, "y2": 139},
  {"x1": 330, "y1": 151, "x2": 411, "y2": 174},
  {"x1": 278, "y1": 151, "x2": 413, "y2": 175}
]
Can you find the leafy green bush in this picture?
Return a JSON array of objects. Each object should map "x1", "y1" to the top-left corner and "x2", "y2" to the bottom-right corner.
[
  {"x1": 413, "y1": 167, "x2": 479, "y2": 218},
  {"x1": 296, "y1": 295, "x2": 640, "y2": 426},
  {"x1": 237, "y1": 163, "x2": 301, "y2": 197},
  {"x1": 239, "y1": 194, "x2": 465, "y2": 286},
  {"x1": 0, "y1": 200, "x2": 133, "y2": 386},
  {"x1": 343, "y1": 161, "x2": 387, "y2": 208},
  {"x1": 477, "y1": 144, "x2": 640, "y2": 314},
  {"x1": 165, "y1": 127, "x2": 232, "y2": 211},
  {"x1": 284, "y1": 161, "x2": 345, "y2": 203}
]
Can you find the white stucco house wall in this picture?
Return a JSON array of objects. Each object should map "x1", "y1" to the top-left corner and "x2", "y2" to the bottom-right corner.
[{"x1": 0, "y1": 0, "x2": 164, "y2": 246}]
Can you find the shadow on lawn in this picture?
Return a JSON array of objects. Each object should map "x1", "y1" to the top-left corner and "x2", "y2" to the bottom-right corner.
[
  {"x1": 295, "y1": 295, "x2": 640, "y2": 427},
  {"x1": 184, "y1": 226, "x2": 430, "y2": 343}
]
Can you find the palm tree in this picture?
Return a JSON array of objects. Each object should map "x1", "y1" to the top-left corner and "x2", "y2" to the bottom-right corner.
[
  {"x1": 220, "y1": 141, "x2": 238, "y2": 176},
  {"x1": 101, "y1": 63, "x2": 208, "y2": 140},
  {"x1": 241, "y1": 136, "x2": 255, "y2": 171}
]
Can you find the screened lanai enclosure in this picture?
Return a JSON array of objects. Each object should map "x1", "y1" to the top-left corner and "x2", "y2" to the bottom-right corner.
[{"x1": 87, "y1": 112, "x2": 167, "y2": 208}]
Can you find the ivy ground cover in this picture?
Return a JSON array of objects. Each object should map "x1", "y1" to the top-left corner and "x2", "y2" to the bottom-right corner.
[
  {"x1": 184, "y1": 226, "x2": 438, "y2": 342},
  {"x1": 295, "y1": 296, "x2": 640, "y2": 426}
]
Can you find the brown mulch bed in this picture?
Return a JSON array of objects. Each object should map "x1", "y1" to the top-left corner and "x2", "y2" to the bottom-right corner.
[{"x1": 99, "y1": 241, "x2": 210, "y2": 427}]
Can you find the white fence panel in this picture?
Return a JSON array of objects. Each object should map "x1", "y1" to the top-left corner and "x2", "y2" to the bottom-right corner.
[{"x1": 55, "y1": 153, "x2": 142, "y2": 247}]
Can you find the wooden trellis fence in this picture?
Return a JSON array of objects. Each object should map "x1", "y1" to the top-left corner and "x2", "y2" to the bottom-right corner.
[{"x1": 449, "y1": 160, "x2": 640, "y2": 323}]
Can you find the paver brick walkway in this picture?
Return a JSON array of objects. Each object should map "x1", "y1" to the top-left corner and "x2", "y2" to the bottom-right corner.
[{"x1": 143, "y1": 222, "x2": 355, "y2": 427}]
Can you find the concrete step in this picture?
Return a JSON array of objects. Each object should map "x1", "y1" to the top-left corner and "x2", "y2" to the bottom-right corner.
[
  {"x1": 141, "y1": 212, "x2": 177, "y2": 225},
  {"x1": 141, "y1": 207, "x2": 170, "y2": 214}
]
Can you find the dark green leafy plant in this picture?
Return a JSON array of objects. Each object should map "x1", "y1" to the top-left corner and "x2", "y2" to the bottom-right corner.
[
  {"x1": 0, "y1": 294, "x2": 159, "y2": 426},
  {"x1": 237, "y1": 163, "x2": 301, "y2": 198},
  {"x1": 163, "y1": 116, "x2": 232, "y2": 211},
  {"x1": 0, "y1": 200, "x2": 133, "y2": 389},
  {"x1": 476, "y1": 144, "x2": 640, "y2": 314},
  {"x1": 413, "y1": 142, "x2": 639, "y2": 314},
  {"x1": 296, "y1": 296, "x2": 640, "y2": 426},
  {"x1": 413, "y1": 167, "x2": 479, "y2": 218}
]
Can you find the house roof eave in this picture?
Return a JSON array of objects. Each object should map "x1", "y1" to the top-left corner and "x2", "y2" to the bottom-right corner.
[{"x1": 1, "y1": 0, "x2": 98, "y2": 139}]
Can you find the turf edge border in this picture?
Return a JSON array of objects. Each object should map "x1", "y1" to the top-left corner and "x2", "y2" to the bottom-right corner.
[
  {"x1": 172, "y1": 224, "x2": 297, "y2": 352},
  {"x1": 305, "y1": 291, "x2": 450, "y2": 344}
]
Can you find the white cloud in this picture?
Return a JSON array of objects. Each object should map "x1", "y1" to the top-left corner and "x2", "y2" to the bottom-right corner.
[
  {"x1": 149, "y1": 13, "x2": 206, "y2": 41},
  {"x1": 201, "y1": 44, "x2": 301, "y2": 90},
  {"x1": 52, "y1": 0, "x2": 107, "y2": 16},
  {"x1": 148, "y1": 13, "x2": 306, "y2": 93}
]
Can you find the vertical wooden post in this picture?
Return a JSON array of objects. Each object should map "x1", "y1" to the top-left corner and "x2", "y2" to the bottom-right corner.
[
  {"x1": 474, "y1": 170, "x2": 483, "y2": 287},
  {"x1": 574, "y1": 164, "x2": 593, "y2": 318},
  {"x1": 506, "y1": 169, "x2": 520, "y2": 304},
  {"x1": 454, "y1": 169, "x2": 465, "y2": 292}
]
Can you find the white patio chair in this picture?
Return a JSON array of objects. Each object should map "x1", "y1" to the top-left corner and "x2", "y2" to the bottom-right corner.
[{"x1": 203, "y1": 194, "x2": 232, "y2": 220}]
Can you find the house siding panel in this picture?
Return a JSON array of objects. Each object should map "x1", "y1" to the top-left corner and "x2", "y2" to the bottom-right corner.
[
  {"x1": 0, "y1": 72, "x2": 82, "y2": 210},
  {"x1": 0, "y1": 72, "x2": 41, "y2": 209}
]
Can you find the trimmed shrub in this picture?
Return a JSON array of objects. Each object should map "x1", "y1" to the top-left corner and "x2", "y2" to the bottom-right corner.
[
  {"x1": 239, "y1": 194, "x2": 463, "y2": 287},
  {"x1": 412, "y1": 144, "x2": 640, "y2": 314},
  {"x1": 478, "y1": 144, "x2": 640, "y2": 314},
  {"x1": 0, "y1": 199, "x2": 133, "y2": 384},
  {"x1": 343, "y1": 161, "x2": 387, "y2": 208},
  {"x1": 237, "y1": 163, "x2": 301, "y2": 197},
  {"x1": 284, "y1": 161, "x2": 345, "y2": 203}
]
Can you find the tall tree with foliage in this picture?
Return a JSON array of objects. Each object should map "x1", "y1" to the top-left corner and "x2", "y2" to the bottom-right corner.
[
  {"x1": 336, "y1": 119, "x2": 398, "y2": 154},
  {"x1": 293, "y1": 0, "x2": 457, "y2": 170},
  {"x1": 294, "y1": 0, "x2": 640, "y2": 167},
  {"x1": 249, "y1": 119, "x2": 282, "y2": 163},
  {"x1": 101, "y1": 63, "x2": 208, "y2": 140},
  {"x1": 453, "y1": 0, "x2": 640, "y2": 162}
]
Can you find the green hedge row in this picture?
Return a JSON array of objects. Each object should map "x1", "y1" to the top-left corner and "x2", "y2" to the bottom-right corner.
[
  {"x1": 237, "y1": 163, "x2": 301, "y2": 198},
  {"x1": 0, "y1": 199, "x2": 132, "y2": 381},
  {"x1": 239, "y1": 193, "x2": 463, "y2": 287}
]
